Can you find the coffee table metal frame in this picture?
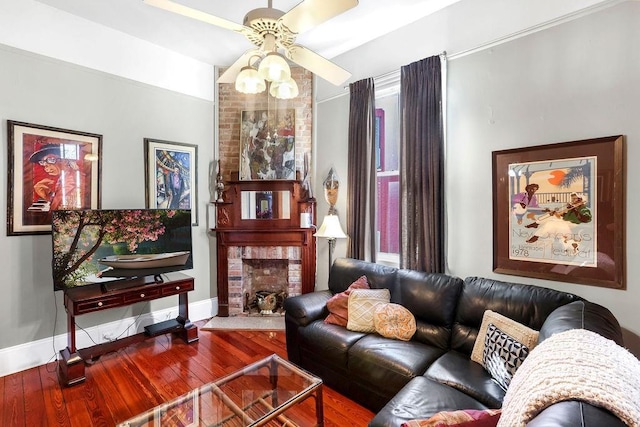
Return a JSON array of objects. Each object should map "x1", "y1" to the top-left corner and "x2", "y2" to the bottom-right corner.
[{"x1": 118, "y1": 354, "x2": 324, "y2": 426}]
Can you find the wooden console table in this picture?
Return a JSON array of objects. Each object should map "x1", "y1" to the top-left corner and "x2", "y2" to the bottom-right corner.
[{"x1": 58, "y1": 272, "x2": 198, "y2": 387}]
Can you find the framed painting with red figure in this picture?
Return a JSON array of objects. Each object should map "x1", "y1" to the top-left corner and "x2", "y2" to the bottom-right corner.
[
  {"x1": 492, "y1": 135, "x2": 625, "y2": 289},
  {"x1": 7, "y1": 120, "x2": 102, "y2": 236}
]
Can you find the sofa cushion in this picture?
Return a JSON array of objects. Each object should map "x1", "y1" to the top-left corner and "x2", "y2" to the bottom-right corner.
[
  {"x1": 451, "y1": 277, "x2": 580, "y2": 355},
  {"x1": 425, "y1": 351, "x2": 506, "y2": 408},
  {"x1": 369, "y1": 377, "x2": 491, "y2": 427},
  {"x1": 349, "y1": 334, "x2": 445, "y2": 398},
  {"x1": 297, "y1": 320, "x2": 366, "y2": 371},
  {"x1": 325, "y1": 275, "x2": 369, "y2": 326},
  {"x1": 347, "y1": 288, "x2": 391, "y2": 333},
  {"x1": 393, "y1": 269, "x2": 464, "y2": 349},
  {"x1": 374, "y1": 303, "x2": 417, "y2": 341},
  {"x1": 329, "y1": 257, "x2": 397, "y2": 294},
  {"x1": 471, "y1": 311, "x2": 539, "y2": 391}
]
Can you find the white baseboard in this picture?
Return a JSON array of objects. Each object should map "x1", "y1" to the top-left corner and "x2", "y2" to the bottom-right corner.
[{"x1": 0, "y1": 297, "x2": 218, "y2": 378}]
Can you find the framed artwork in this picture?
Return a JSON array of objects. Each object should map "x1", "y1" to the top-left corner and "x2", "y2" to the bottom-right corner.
[
  {"x1": 7, "y1": 120, "x2": 102, "y2": 236},
  {"x1": 144, "y1": 138, "x2": 198, "y2": 225},
  {"x1": 492, "y1": 135, "x2": 625, "y2": 289},
  {"x1": 239, "y1": 109, "x2": 295, "y2": 180}
]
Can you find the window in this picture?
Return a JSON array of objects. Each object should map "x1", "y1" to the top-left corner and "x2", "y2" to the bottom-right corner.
[{"x1": 375, "y1": 89, "x2": 400, "y2": 265}]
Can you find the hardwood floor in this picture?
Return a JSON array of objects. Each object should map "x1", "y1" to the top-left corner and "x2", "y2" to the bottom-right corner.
[{"x1": 0, "y1": 320, "x2": 375, "y2": 426}]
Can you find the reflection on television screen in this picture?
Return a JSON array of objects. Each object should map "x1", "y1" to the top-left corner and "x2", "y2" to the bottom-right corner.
[{"x1": 51, "y1": 209, "x2": 193, "y2": 291}]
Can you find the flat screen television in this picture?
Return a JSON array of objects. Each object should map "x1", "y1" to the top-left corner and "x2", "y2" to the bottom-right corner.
[{"x1": 51, "y1": 209, "x2": 193, "y2": 291}]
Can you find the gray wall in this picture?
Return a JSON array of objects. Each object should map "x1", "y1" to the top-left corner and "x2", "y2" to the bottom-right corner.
[
  {"x1": 0, "y1": 45, "x2": 214, "y2": 351},
  {"x1": 316, "y1": 1, "x2": 640, "y2": 354}
]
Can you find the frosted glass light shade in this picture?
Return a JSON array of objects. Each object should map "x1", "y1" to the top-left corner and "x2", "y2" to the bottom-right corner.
[
  {"x1": 270, "y1": 77, "x2": 299, "y2": 99},
  {"x1": 258, "y1": 52, "x2": 291, "y2": 82},
  {"x1": 314, "y1": 215, "x2": 347, "y2": 239},
  {"x1": 235, "y1": 66, "x2": 266, "y2": 94}
]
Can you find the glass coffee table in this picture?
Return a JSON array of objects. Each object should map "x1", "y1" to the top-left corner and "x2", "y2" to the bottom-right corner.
[{"x1": 118, "y1": 354, "x2": 324, "y2": 426}]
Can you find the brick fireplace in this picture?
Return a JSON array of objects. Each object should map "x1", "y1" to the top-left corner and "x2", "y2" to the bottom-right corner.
[
  {"x1": 227, "y1": 246, "x2": 302, "y2": 316},
  {"x1": 212, "y1": 179, "x2": 316, "y2": 317}
]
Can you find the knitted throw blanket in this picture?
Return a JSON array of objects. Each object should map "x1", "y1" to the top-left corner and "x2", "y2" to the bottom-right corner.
[{"x1": 498, "y1": 329, "x2": 640, "y2": 427}]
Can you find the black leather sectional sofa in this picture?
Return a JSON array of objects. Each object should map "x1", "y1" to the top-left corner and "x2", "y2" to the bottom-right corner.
[{"x1": 283, "y1": 258, "x2": 625, "y2": 426}]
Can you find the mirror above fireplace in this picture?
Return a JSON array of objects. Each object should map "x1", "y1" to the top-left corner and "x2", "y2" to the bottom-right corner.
[{"x1": 241, "y1": 191, "x2": 291, "y2": 220}]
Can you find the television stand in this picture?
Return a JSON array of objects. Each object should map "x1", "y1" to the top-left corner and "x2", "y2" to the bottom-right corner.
[{"x1": 58, "y1": 272, "x2": 198, "y2": 387}]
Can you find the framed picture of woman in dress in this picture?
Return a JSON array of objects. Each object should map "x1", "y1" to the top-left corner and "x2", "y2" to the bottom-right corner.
[{"x1": 7, "y1": 120, "x2": 102, "y2": 236}]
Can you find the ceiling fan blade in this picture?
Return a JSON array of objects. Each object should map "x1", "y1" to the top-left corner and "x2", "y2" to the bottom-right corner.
[
  {"x1": 218, "y1": 49, "x2": 262, "y2": 84},
  {"x1": 143, "y1": 0, "x2": 248, "y2": 33},
  {"x1": 286, "y1": 45, "x2": 351, "y2": 86},
  {"x1": 281, "y1": 0, "x2": 358, "y2": 35}
]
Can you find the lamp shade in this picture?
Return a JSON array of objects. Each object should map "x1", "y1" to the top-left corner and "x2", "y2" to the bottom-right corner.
[
  {"x1": 258, "y1": 52, "x2": 291, "y2": 82},
  {"x1": 314, "y1": 215, "x2": 347, "y2": 239},
  {"x1": 269, "y1": 77, "x2": 299, "y2": 99},
  {"x1": 235, "y1": 65, "x2": 266, "y2": 94}
]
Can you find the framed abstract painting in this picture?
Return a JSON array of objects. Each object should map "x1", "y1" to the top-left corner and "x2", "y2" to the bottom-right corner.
[{"x1": 239, "y1": 109, "x2": 295, "y2": 180}]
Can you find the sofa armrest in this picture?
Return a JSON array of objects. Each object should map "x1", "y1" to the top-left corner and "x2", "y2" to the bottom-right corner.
[
  {"x1": 540, "y1": 300, "x2": 623, "y2": 345},
  {"x1": 284, "y1": 290, "x2": 332, "y2": 327}
]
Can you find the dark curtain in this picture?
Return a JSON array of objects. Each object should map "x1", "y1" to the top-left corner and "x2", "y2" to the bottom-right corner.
[
  {"x1": 400, "y1": 55, "x2": 444, "y2": 272},
  {"x1": 347, "y1": 78, "x2": 376, "y2": 261}
]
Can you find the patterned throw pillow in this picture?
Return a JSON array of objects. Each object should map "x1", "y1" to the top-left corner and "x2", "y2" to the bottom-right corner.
[
  {"x1": 346, "y1": 288, "x2": 391, "y2": 333},
  {"x1": 373, "y1": 303, "x2": 416, "y2": 341},
  {"x1": 324, "y1": 275, "x2": 370, "y2": 326},
  {"x1": 471, "y1": 311, "x2": 539, "y2": 391}
]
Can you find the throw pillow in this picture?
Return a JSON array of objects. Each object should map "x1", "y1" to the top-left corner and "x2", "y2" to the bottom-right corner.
[
  {"x1": 373, "y1": 303, "x2": 416, "y2": 341},
  {"x1": 324, "y1": 275, "x2": 370, "y2": 326},
  {"x1": 471, "y1": 310, "x2": 539, "y2": 391},
  {"x1": 401, "y1": 409, "x2": 502, "y2": 427},
  {"x1": 346, "y1": 288, "x2": 391, "y2": 333}
]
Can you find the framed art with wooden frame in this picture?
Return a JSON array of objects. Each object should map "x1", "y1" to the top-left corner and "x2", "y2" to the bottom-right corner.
[
  {"x1": 239, "y1": 109, "x2": 295, "y2": 180},
  {"x1": 492, "y1": 135, "x2": 625, "y2": 289},
  {"x1": 144, "y1": 138, "x2": 198, "y2": 226},
  {"x1": 7, "y1": 120, "x2": 102, "y2": 236}
]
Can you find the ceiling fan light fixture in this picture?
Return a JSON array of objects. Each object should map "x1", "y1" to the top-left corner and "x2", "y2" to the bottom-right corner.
[
  {"x1": 270, "y1": 77, "x2": 299, "y2": 99},
  {"x1": 258, "y1": 52, "x2": 291, "y2": 82},
  {"x1": 235, "y1": 65, "x2": 266, "y2": 94}
]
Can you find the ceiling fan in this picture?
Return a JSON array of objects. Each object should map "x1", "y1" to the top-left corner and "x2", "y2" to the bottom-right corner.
[{"x1": 143, "y1": 0, "x2": 358, "y2": 86}]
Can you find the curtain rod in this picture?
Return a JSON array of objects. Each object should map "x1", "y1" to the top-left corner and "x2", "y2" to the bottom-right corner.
[{"x1": 342, "y1": 50, "x2": 447, "y2": 90}]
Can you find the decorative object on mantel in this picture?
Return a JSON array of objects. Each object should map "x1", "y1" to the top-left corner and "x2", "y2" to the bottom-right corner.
[
  {"x1": 301, "y1": 152, "x2": 313, "y2": 200},
  {"x1": 143, "y1": 0, "x2": 355, "y2": 94},
  {"x1": 215, "y1": 159, "x2": 225, "y2": 202}
]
